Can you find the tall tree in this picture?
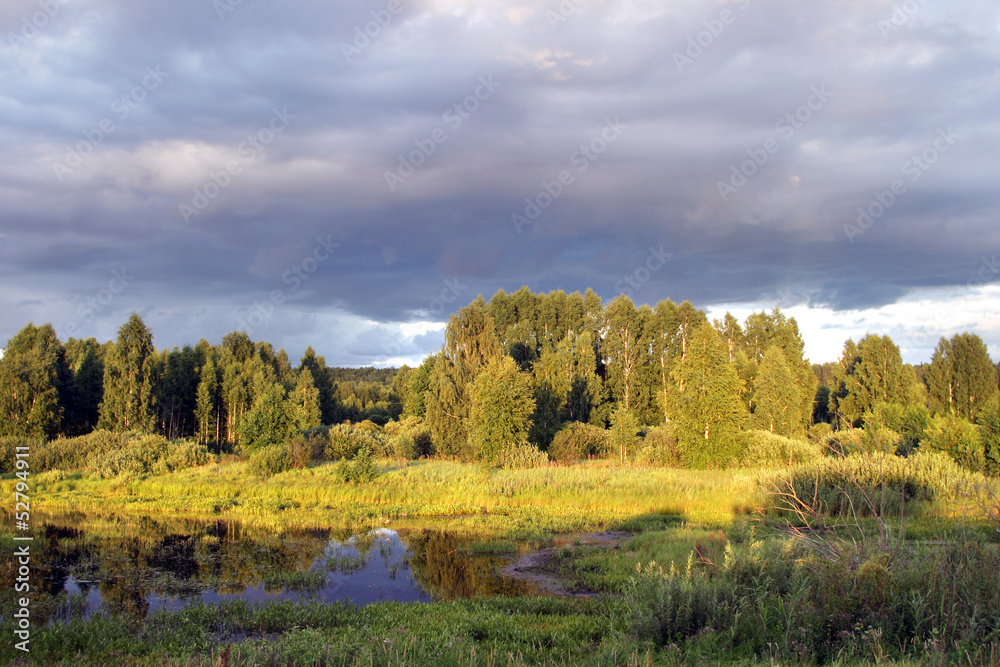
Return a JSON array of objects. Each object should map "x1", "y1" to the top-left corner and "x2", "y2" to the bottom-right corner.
[
  {"x1": 830, "y1": 334, "x2": 916, "y2": 427},
  {"x1": 467, "y1": 356, "x2": 535, "y2": 466},
  {"x1": 289, "y1": 368, "x2": 322, "y2": 432},
  {"x1": 299, "y1": 346, "x2": 335, "y2": 424},
  {"x1": 751, "y1": 345, "x2": 801, "y2": 436},
  {"x1": 195, "y1": 356, "x2": 220, "y2": 446},
  {"x1": 736, "y1": 309, "x2": 816, "y2": 434},
  {"x1": 63, "y1": 338, "x2": 105, "y2": 435},
  {"x1": 239, "y1": 382, "x2": 292, "y2": 452},
  {"x1": 98, "y1": 314, "x2": 158, "y2": 432},
  {"x1": 602, "y1": 296, "x2": 656, "y2": 422},
  {"x1": 532, "y1": 329, "x2": 600, "y2": 424},
  {"x1": 669, "y1": 324, "x2": 747, "y2": 468},
  {"x1": 650, "y1": 300, "x2": 708, "y2": 424},
  {"x1": 402, "y1": 356, "x2": 434, "y2": 419},
  {"x1": 157, "y1": 345, "x2": 202, "y2": 438},
  {"x1": 925, "y1": 333, "x2": 998, "y2": 422},
  {"x1": 0, "y1": 323, "x2": 70, "y2": 438},
  {"x1": 425, "y1": 298, "x2": 501, "y2": 456}
]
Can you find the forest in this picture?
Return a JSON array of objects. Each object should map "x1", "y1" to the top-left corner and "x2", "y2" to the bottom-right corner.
[{"x1": 2, "y1": 286, "x2": 998, "y2": 478}]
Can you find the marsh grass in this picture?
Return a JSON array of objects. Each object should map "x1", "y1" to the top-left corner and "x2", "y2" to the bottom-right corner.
[
  {"x1": 4, "y1": 457, "x2": 1000, "y2": 665},
  {"x1": 11, "y1": 459, "x2": 753, "y2": 539}
]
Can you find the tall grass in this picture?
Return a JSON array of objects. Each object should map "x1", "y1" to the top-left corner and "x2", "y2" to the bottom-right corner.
[
  {"x1": 626, "y1": 536, "x2": 1000, "y2": 664},
  {"x1": 23, "y1": 459, "x2": 752, "y2": 535}
]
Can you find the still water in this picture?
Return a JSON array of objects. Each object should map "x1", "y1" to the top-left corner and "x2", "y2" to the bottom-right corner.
[{"x1": 7, "y1": 515, "x2": 530, "y2": 623}]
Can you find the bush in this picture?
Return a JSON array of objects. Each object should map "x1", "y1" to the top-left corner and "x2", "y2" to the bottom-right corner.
[
  {"x1": 548, "y1": 422, "x2": 610, "y2": 463},
  {"x1": 331, "y1": 444, "x2": 380, "y2": 483},
  {"x1": 248, "y1": 445, "x2": 292, "y2": 477},
  {"x1": 88, "y1": 434, "x2": 171, "y2": 479},
  {"x1": 0, "y1": 436, "x2": 44, "y2": 474},
  {"x1": 632, "y1": 425, "x2": 680, "y2": 466},
  {"x1": 923, "y1": 414, "x2": 983, "y2": 471},
  {"x1": 351, "y1": 444, "x2": 378, "y2": 481},
  {"x1": 386, "y1": 418, "x2": 433, "y2": 460},
  {"x1": 733, "y1": 430, "x2": 824, "y2": 468},
  {"x1": 326, "y1": 424, "x2": 388, "y2": 460},
  {"x1": 163, "y1": 440, "x2": 213, "y2": 470},
  {"x1": 36, "y1": 430, "x2": 131, "y2": 472},
  {"x1": 287, "y1": 428, "x2": 328, "y2": 468}
]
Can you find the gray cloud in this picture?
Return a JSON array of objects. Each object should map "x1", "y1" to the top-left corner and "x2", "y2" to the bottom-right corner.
[{"x1": 2, "y1": 0, "x2": 999, "y2": 365}]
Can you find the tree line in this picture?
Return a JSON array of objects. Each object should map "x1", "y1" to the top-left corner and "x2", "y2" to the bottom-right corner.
[
  {"x1": 2, "y1": 287, "x2": 998, "y2": 472},
  {"x1": 0, "y1": 315, "x2": 400, "y2": 450}
]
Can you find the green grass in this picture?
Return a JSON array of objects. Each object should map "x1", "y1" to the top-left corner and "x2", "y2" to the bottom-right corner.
[
  {"x1": 3, "y1": 456, "x2": 999, "y2": 665},
  {"x1": 15, "y1": 459, "x2": 755, "y2": 540}
]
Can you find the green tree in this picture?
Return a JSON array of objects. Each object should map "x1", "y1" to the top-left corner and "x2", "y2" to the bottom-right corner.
[
  {"x1": 156, "y1": 345, "x2": 201, "y2": 438},
  {"x1": 0, "y1": 323, "x2": 70, "y2": 438},
  {"x1": 602, "y1": 295, "x2": 656, "y2": 422},
  {"x1": 299, "y1": 346, "x2": 335, "y2": 423},
  {"x1": 651, "y1": 300, "x2": 707, "y2": 425},
  {"x1": 289, "y1": 368, "x2": 322, "y2": 432},
  {"x1": 830, "y1": 334, "x2": 916, "y2": 427},
  {"x1": 925, "y1": 333, "x2": 998, "y2": 422},
  {"x1": 98, "y1": 314, "x2": 158, "y2": 432},
  {"x1": 239, "y1": 382, "x2": 292, "y2": 452},
  {"x1": 195, "y1": 357, "x2": 220, "y2": 446},
  {"x1": 737, "y1": 309, "x2": 816, "y2": 433},
  {"x1": 751, "y1": 345, "x2": 801, "y2": 436},
  {"x1": 63, "y1": 339, "x2": 105, "y2": 436},
  {"x1": 402, "y1": 355, "x2": 434, "y2": 418},
  {"x1": 977, "y1": 398, "x2": 1000, "y2": 476},
  {"x1": 669, "y1": 324, "x2": 747, "y2": 468},
  {"x1": 609, "y1": 406, "x2": 640, "y2": 464},
  {"x1": 425, "y1": 298, "x2": 501, "y2": 457},
  {"x1": 923, "y1": 414, "x2": 983, "y2": 471},
  {"x1": 467, "y1": 356, "x2": 536, "y2": 466},
  {"x1": 532, "y1": 329, "x2": 600, "y2": 424}
]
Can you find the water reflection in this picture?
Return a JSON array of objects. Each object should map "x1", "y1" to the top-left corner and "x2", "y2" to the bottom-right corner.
[{"x1": 0, "y1": 516, "x2": 530, "y2": 623}]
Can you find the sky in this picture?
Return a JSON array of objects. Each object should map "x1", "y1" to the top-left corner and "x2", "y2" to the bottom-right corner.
[{"x1": 1, "y1": 0, "x2": 998, "y2": 368}]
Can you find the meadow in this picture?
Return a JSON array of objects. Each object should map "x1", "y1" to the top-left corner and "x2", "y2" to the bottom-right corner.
[{"x1": 2, "y1": 451, "x2": 999, "y2": 666}]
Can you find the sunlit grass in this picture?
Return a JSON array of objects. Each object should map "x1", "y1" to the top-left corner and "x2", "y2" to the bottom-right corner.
[{"x1": 17, "y1": 459, "x2": 757, "y2": 539}]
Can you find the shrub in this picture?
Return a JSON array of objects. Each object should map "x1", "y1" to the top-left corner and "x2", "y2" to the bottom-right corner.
[
  {"x1": 332, "y1": 457, "x2": 353, "y2": 483},
  {"x1": 632, "y1": 425, "x2": 681, "y2": 466},
  {"x1": 923, "y1": 414, "x2": 983, "y2": 471},
  {"x1": 326, "y1": 423, "x2": 387, "y2": 460},
  {"x1": 548, "y1": 422, "x2": 610, "y2": 463},
  {"x1": 386, "y1": 418, "x2": 433, "y2": 460},
  {"x1": 163, "y1": 440, "x2": 213, "y2": 470},
  {"x1": 351, "y1": 444, "x2": 378, "y2": 481},
  {"x1": 331, "y1": 444, "x2": 380, "y2": 483},
  {"x1": 287, "y1": 429, "x2": 328, "y2": 468},
  {"x1": 733, "y1": 430, "x2": 824, "y2": 468},
  {"x1": 88, "y1": 434, "x2": 172, "y2": 479},
  {"x1": 69, "y1": 433, "x2": 213, "y2": 479},
  {"x1": 864, "y1": 401, "x2": 930, "y2": 454},
  {"x1": 248, "y1": 445, "x2": 292, "y2": 477},
  {"x1": 0, "y1": 436, "x2": 44, "y2": 473},
  {"x1": 36, "y1": 430, "x2": 130, "y2": 472}
]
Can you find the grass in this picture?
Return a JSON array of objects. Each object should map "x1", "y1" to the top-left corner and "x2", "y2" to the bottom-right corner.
[
  {"x1": 3, "y1": 455, "x2": 999, "y2": 665},
  {"x1": 18, "y1": 459, "x2": 754, "y2": 539}
]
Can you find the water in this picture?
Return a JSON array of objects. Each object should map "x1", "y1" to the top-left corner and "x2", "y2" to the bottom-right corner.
[{"x1": 10, "y1": 516, "x2": 530, "y2": 623}]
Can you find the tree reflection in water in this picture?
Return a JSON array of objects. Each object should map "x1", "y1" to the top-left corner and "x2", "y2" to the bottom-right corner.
[{"x1": 5, "y1": 515, "x2": 530, "y2": 623}]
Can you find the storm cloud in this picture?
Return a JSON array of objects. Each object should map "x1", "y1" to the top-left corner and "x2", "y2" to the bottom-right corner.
[{"x1": 1, "y1": 0, "x2": 998, "y2": 365}]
